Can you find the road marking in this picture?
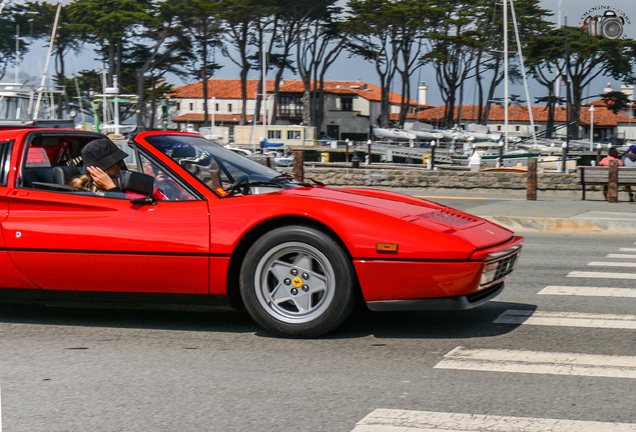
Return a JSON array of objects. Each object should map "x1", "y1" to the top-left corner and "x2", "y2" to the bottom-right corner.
[
  {"x1": 589, "y1": 261, "x2": 636, "y2": 268},
  {"x1": 493, "y1": 310, "x2": 636, "y2": 329},
  {"x1": 619, "y1": 248, "x2": 636, "y2": 252},
  {"x1": 352, "y1": 409, "x2": 636, "y2": 432},
  {"x1": 538, "y1": 285, "x2": 636, "y2": 298},
  {"x1": 434, "y1": 346, "x2": 636, "y2": 379},
  {"x1": 607, "y1": 254, "x2": 636, "y2": 259},
  {"x1": 567, "y1": 271, "x2": 636, "y2": 280}
]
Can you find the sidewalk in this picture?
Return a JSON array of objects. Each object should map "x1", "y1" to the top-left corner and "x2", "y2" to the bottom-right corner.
[{"x1": 387, "y1": 187, "x2": 636, "y2": 235}]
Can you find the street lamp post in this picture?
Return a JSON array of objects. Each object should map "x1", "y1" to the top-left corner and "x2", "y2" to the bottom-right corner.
[
  {"x1": 629, "y1": 102, "x2": 633, "y2": 142},
  {"x1": 589, "y1": 105, "x2": 594, "y2": 151}
]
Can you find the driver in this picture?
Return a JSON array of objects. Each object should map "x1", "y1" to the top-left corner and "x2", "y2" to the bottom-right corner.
[{"x1": 71, "y1": 138, "x2": 127, "y2": 193}]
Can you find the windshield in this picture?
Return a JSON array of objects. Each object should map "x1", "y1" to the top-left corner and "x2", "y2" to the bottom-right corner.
[{"x1": 143, "y1": 134, "x2": 302, "y2": 196}]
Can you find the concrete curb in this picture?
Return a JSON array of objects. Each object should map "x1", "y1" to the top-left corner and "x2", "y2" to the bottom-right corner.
[{"x1": 484, "y1": 216, "x2": 636, "y2": 235}]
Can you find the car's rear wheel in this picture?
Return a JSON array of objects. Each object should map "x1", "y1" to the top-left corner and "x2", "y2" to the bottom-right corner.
[{"x1": 240, "y1": 225, "x2": 355, "y2": 338}]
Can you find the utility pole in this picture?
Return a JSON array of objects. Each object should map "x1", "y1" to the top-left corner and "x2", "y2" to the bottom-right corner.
[{"x1": 564, "y1": 16, "x2": 571, "y2": 153}]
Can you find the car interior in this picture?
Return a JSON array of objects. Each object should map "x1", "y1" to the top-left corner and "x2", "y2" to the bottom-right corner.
[
  {"x1": 16, "y1": 132, "x2": 199, "y2": 201},
  {"x1": 18, "y1": 134, "x2": 98, "y2": 191}
]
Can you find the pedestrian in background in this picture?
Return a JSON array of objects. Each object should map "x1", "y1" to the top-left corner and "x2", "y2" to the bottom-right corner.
[{"x1": 598, "y1": 147, "x2": 634, "y2": 201}]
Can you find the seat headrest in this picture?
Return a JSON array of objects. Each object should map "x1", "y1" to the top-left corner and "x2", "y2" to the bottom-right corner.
[
  {"x1": 52, "y1": 166, "x2": 81, "y2": 185},
  {"x1": 171, "y1": 146, "x2": 196, "y2": 158}
]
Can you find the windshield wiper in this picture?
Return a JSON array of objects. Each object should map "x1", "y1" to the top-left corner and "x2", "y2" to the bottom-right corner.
[{"x1": 270, "y1": 173, "x2": 296, "y2": 184}]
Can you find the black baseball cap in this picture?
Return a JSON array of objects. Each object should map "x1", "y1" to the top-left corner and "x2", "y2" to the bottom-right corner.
[{"x1": 81, "y1": 138, "x2": 128, "y2": 170}]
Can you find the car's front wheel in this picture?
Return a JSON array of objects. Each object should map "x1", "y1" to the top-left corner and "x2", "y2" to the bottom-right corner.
[{"x1": 240, "y1": 225, "x2": 355, "y2": 338}]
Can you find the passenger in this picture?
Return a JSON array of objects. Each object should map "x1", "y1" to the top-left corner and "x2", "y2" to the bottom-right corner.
[
  {"x1": 142, "y1": 158, "x2": 193, "y2": 200},
  {"x1": 71, "y1": 138, "x2": 128, "y2": 193}
]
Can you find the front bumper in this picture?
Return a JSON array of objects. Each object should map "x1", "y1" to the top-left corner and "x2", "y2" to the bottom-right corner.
[
  {"x1": 366, "y1": 282, "x2": 504, "y2": 311},
  {"x1": 354, "y1": 236, "x2": 523, "y2": 304}
]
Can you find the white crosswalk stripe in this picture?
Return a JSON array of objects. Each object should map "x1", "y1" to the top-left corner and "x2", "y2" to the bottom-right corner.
[
  {"x1": 607, "y1": 253, "x2": 636, "y2": 259},
  {"x1": 352, "y1": 409, "x2": 636, "y2": 432},
  {"x1": 538, "y1": 285, "x2": 636, "y2": 297},
  {"x1": 433, "y1": 346, "x2": 636, "y2": 379},
  {"x1": 567, "y1": 271, "x2": 636, "y2": 280},
  {"x1": 493, "y1": 310, "x2": 636, "y2": 329},
  {"x1": 619, "y1": 248, "x2": 636, "y2": 252},
  {"x1": 588, "y1": 261, "x2": 636, "y2": 268}
]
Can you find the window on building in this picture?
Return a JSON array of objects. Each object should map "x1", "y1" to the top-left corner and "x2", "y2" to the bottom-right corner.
[
  {"x1": 341, "y1": 97, "x2": 353, "y2": 111},
  {"x1": 228, "y1": 104, "x2": 232, "y2": 113},
  {"x1": 189, "y1": 103, "x2": 194, "y2": 111},
  {"x1": 287, "y1": 130, "x2": 301, "y2": 140},
  {"x1": 268, "y1": 130, "x2": 282, "y2": 139},
  {"x1": 278, "y1": 95, "x2": 302, "y2": 117},
  {"x1": 176, "y1": 102, "x2": 181, "y2": 111},
  {"x1": 515, "y1": 125, "x2": 520, "y2": 132},
  {"x1": 215, "y1": 103, "x2": 219, "y2": 112}
]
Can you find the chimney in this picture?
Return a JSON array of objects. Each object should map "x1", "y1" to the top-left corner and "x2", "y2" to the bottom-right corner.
[
  {"x1": 620, "y1": 83, "x2": 635, "y2": 101},
  {"x1": 418, "y1": 82, "x2": 428, "y2": 106}
]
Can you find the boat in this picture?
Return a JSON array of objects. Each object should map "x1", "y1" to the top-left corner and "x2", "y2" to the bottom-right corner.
[
  {"x1": 451, "y1": 141, "x2": 539, "y2": 168},
  {"x1": 0, "y1": 82, "x2": 73, "y2": 128},
  {"x1": 374, "y1": 128, "x2": 416, "y2": 140},
  {"x1": 224, "y1": 145, "x2": 253, "y2": 156},
  {"x1": 537, "y1": 155, "x2": 578, "y2": 171},
  {"x1": 409, "y1": 130, "x2": 444, "y2": 140}
]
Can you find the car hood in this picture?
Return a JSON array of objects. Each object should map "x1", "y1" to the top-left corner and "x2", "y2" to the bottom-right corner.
[
  {"x1": 280, "y1": 186, "x2": 475, "y2": 223},
  {"x1": 277, "y1": 186, "x2": 513, "y2": 250}
]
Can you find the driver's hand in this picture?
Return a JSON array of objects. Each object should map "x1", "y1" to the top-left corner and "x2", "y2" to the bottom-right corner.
[{"x1": 87, "y1": 166, "x2": 117, "y2": 190}]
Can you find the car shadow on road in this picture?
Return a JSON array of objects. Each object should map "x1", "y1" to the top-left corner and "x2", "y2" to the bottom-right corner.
[
  {"x1": 0, "y1": 301, "x2": 536, "y2": 340},
  {"x1": 0, "y1": 303, "x2": 260, "y2": 334},
  {"x1": 332, "y1": 301, "x2": 538, "y2": 340}
]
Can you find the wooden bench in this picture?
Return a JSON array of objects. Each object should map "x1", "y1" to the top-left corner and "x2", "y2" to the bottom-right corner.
[{"x1": 579, "y1": 165, "x2": 636, "y2": 200}]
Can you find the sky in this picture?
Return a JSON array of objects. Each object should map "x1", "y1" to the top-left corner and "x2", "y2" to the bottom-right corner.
[{"x1": 15, "y1": 0, "x2": 636, "y2": 107}]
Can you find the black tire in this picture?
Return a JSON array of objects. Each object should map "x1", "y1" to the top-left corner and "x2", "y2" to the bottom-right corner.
[{"x1": 240, "y1": 225, "x2": 355, "y2": 338}]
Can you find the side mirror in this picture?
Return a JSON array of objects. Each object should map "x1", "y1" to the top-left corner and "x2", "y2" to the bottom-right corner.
[{"x1": 120, "y1": 170, "x2": 155, "y2": 203}]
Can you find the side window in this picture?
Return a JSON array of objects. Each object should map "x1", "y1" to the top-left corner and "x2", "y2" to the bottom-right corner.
[
  {"x1": 138, "y1": 154, "x2": 197, "y2": 201},
  {"x1": 19, "y1": 140, "x2": 61, "y2": 188},
  {"x1": 0, "y1": 140, "x2": 13, "y2": 186}
]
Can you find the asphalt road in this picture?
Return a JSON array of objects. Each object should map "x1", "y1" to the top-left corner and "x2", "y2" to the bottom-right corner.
[{"x1": 1, "y1": 233, "x2": 635, "y2": 432}]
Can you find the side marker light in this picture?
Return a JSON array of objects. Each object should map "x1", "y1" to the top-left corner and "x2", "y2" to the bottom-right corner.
[{"x1": 376, "y1": 243, "x2": 398, "y2": 253}]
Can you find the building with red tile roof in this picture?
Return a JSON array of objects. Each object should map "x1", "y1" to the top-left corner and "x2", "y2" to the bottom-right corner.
[
  {"x1": 168, "y1": 78, "x2": 636, "y2": 142},
  {"x1": 397, "y1": 101, "x2": 635, "y2": 142},
  {"x1": 168, "y1": 78, "x2": 423, "y2": 138}
]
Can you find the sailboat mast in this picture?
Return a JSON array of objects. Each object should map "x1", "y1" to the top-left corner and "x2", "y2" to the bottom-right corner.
[
  {"x1": 262, "y1": 39, "x2": 267, "y2": 142},
  {"x1": 15, "y1": 25, "x2": 19, "y2": 84},
  {"x1": 510, "y1": 0, "x2": 537, "y2": 148},
  {"x1": 33, "y1": 1, "x2": 62, "y2": 121},
  {"x1": 503, "y1": 0, "x2": 509, "y2": 151}
]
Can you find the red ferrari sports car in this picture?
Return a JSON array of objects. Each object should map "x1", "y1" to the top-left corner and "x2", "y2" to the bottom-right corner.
[{"x1": 0, "y1": 129, "x2": 522, "y2": 337}]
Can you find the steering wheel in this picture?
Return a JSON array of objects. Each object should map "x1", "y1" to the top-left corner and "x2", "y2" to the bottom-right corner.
[{"x1": 226, "y1": 174, "x2": 248, "y2": 196}]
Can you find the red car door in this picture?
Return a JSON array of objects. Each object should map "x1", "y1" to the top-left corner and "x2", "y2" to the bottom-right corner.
[
  {"x1": 1, "y1": 139, "x2": 39, "y2": 289},
  {"x1": 2, "y1": 189, "x2": 211, "y2": 294}
]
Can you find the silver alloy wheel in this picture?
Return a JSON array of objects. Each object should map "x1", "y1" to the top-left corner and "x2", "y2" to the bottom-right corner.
[{"x1": 253, "y1": 241, "x2": 336, "y2": 324}]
